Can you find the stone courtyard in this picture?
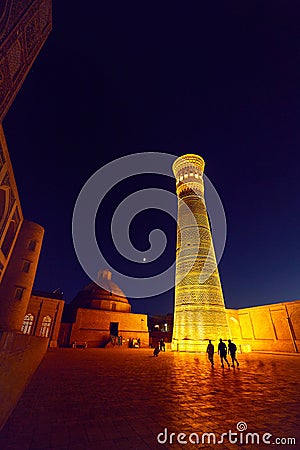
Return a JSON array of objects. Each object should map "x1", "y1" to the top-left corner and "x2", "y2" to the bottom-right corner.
[{"x1": 0, "y1": 348, "x2": 299, "y2": 450}]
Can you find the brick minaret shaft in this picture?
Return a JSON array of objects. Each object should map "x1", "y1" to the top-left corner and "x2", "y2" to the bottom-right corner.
[{"x1": 172, "y1": 154, "x2": 230, "y2": 352}]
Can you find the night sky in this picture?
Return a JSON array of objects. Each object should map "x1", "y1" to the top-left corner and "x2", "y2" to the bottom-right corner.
[{"x1": 3, "y1": 2, "x2": 300, "y2": 315}]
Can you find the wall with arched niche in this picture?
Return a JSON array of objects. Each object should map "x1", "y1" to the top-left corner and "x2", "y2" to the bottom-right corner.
[{"x1": 227, "y1": 300, "x2": 300, "y2": 353}]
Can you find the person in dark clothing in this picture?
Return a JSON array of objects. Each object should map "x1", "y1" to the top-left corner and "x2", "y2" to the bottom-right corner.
[
  {"x1": 153, "y1": 345, "x2": 160, "y2": 357},
  {"x1": 159, "y1": 338, "x2": 165, "y2": 352},
  {"x1": 218, "y1": 339, "x2": 230, "y2": 368},
  {"x1": 228, "y1": 339, "x2": 239, "y2": 367},
  {"x1": 206, "y1": 340, "x2": 214, "y2": 367}
]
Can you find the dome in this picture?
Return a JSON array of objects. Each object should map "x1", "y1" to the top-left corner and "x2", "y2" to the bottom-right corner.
[{"x1": 70, "y1": 270, "x2": 131, "y2": 313}]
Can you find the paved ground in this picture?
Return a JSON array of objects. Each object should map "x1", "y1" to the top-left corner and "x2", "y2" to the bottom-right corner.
[{"x1": 0, "y1": 348, "x2": 299, "y2": 450}]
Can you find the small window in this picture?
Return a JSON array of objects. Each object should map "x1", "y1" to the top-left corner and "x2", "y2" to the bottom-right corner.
[
  {"x1": 22, "y1": 260, "x2": 31, "y2": 273},
  {"x1": 28, "y1": 240, "x2": 36, "y2": 251},
  {"x1": 40, "y1": 315, "x2": 52, "y2": 338},
  {"x1": 15, "y1": 287, "x2": 25, "y2": 300},
  {"x1": 21, "y1": 313, "x2": 34, "y2": 335},
  {"x1": 112, "y1": 303, "x2": 116, "y2": 311}
]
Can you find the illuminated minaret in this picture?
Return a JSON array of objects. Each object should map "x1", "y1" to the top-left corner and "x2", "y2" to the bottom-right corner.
[{"x1": 172, "y1": 154, "x2": 230, "y2": 352}]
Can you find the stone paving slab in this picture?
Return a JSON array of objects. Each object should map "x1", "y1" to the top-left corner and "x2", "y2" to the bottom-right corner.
[{"x1": 0, "y1": 348, "x2": 299, "y2": 449}]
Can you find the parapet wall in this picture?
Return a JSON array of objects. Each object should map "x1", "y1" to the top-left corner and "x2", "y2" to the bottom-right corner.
[{"x1": 0, "y1": 331, "x2": 49, "y2": 431}]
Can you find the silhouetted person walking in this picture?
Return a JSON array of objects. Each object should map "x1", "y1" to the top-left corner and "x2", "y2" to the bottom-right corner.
[
  {"x1": 228, "y1": 339, "x2": 239, "y2": 367},
  {"x1": 218, "y1": 339, "x2": 230, "y2": 368},
  {"x1": 206, "y1": 340, "x2": 214, "y2": 367},
  {"x1": 159, "y1": 338, "x2": 165, "y2": 352},
  {"x1": 153, "y1": 345, "x2": 160, "y2": 357}
]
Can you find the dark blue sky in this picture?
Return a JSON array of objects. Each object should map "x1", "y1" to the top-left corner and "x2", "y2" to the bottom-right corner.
[{"x1": 3, "y1": 2, "x2": 300, "y2": 315}]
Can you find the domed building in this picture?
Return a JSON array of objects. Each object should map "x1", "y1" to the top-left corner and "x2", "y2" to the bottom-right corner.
[
  {"x1": 70, "y1": 269, "x2": 131, "y2": 313},
  {"x1": 60, "y1": 270, "x2": 149, "y2": 348}
]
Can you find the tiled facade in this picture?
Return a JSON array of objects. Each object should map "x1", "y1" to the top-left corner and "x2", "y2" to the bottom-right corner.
[{"x1": 0, "y1": 0, "x2": 52, "y2": 122}]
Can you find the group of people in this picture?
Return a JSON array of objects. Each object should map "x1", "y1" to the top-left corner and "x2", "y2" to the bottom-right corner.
[
  {"x1": 206, "y1": 339, "x2": 239, "y2": 368},
  {"x1": 129, "y1": 337, "x2": 140, "y2": 348},
  {"x1": 153, "y1": 338, "x2": 239, "y2": 366}
]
